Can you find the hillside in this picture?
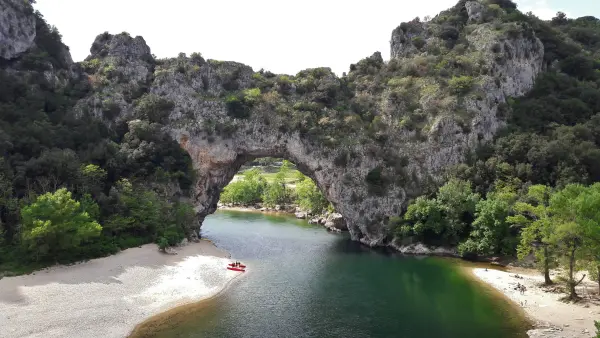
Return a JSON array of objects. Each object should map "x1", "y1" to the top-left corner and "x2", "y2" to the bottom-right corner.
[{"x1": 0, "y1": 0, "x2": 599, "y2": 271}]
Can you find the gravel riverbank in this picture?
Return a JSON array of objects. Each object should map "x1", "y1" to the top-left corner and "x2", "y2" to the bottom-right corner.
[{"x1": 0, "y1": 241, "x2": 240, "y2": 338}]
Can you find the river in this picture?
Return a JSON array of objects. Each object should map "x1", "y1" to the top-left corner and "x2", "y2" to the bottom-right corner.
[{"x1": 134, "y1": 210, "x2": 528, "y2": 338}]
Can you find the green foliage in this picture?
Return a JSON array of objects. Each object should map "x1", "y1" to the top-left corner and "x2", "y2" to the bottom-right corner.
[
  {"x1": 262, "y1": 161, "x2": 292, "y2": 207},
  {"x1": 224, "y1": 88, "x2": 261, "y2": 119},
  {"x1": 448, "y1": 76, "x2": 474, "y2": 95},
  {"x1": 0, "y1": 11, "x2": 196, "y2": 273},
  {"x1": 412, "y1": 36, "x2": 426, "y2": 49},
  {"x1": 295, "y1": 174, "x2": 329, "y2": 215},
  {"x1": 21, "y1": 188, "x2": 102, "y2": 261},
  {"x1": 507, "y1": 185, "x2": 556, "y2": 283},
  {"x1": 550, "y1": 183, "x2": 600, "y2": 298},
  {"x1": 220, "y1": 168, "x2": 267, "y2": 205},
  {"x1": 401, "y1": 179, "x2": 479, "y2": 245},
  {"x1": 459, "y1": 184, "x2": 518, "y2": 257},
  {"x1": 157, "y1": 237, "x2": 169, "y2": 252},
  {"x1": 135, "y1": 94, "x2": 174, "y2": 124}
]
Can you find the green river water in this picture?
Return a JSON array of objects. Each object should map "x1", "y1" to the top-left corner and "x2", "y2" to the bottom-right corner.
[{"x1": 140, "y1": 210, "x2": 528, "y2": 338}]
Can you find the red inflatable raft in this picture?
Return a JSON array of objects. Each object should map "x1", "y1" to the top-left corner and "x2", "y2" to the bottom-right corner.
[
  {"x1": 228, "y1": 263, "x2": 246, "y2": 268},
  {"x1": 227, "y1": 266, "x2": 245, "y2": 272}
]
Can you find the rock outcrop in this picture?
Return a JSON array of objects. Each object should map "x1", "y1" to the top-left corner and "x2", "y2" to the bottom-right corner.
[
  {"x1": 4, "y1": 0, "x2": 545, "y2": 247},
  {"x1": 0, "y1": 0, "x2": 36, "y2": 60}
]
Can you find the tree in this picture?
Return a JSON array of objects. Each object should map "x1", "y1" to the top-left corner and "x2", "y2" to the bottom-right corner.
[
  {"x1": 21, "y1": 188, "x2": 102, "y2": 261},
  {"x1": 103, "y1": 179, "x2": 162, "y2": 237},
  {"x1": 262, "y1": 160, "x2": 293, "y2": 207},
  {"x1": 551, "y1": 12, "x2": 569, "y2": 26},
  {"x1": 220, "y1": 168, "x2": 267, "y2": 205},
  {"x1": 157, "y1": 237, "x2": 169, "y2": 253},
  {"x1": 403, "y1": 196, "x2": 444, "y2": 240},
  {"x1": 577, "y1": 183, "x2": 600, "y2": 294},
  {"x1": 435, "y1": 179, "x2": 479, "y2": 242},
  {"x1": 401, "y1": 179, "x2": 478, "y2": 245},
  {"x1": 508, "y1": 185, "x2": 556, "y2": 284},
  {"x1": 79, "y1": 164, "x2": 106, "y2": 195},
  {"x1": 295, "y1": 175, "x2": 328, "y2": 215},
  {"x1": 459, "y1": 183, "x2": 518, "y2": 256},
  {"x1": 550, "y1": 184, "x2": 589, "y2": 300}
]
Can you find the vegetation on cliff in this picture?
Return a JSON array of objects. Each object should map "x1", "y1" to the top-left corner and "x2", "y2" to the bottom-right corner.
[
  {"x1": 1, "y1": 0, "x2": 599, "y2": 288},
  {"x1": 391, "y1": 5, "x2": 600, "y2": 300},
  {"x1": 0, "y1": 11, "x2": 195, "y2": 273}
]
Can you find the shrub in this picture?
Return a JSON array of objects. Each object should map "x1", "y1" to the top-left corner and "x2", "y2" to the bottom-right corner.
[
  {"x1": 102, "y1": 99, "x2": 121, "y2": 119},
  {"x1": 135, "y1": 94, "x2": 174, "y2": 124},
  {"x1": 412, "y1": 36, "x2": 426, "y2": 49},
  {"x1": 440, "y1": 25, "x2": 460, "y2": 41},
  {"x1": 243, "y1": 88, "x2": 261, "y2": 104},
  {"x1": 366, "y1": 167, "x2": 386, "y2": 195},
  {"x1": 295, "y1": 175, "x2": 329, "y2": 214},
  {"x1": 21, "y1": 188, "x2": 102, "y2": 261},
  {"x1": 448, "y1": 76, "x2": 475, "y2": 95},
  {"x1": 220, "y1": 169, "x2": 267, "y2": 204},
  {"x1": 225, "y1": 93, "x2": 250, "y2": 119},
  {"x1": 80, "y1": 58, "x2": 101, "y2": 73}
]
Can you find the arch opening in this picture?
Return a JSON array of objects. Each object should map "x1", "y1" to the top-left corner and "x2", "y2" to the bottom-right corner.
[
  {"x1": 191, "y1": 155, "x2": 347, "y2": 238},
  {"x1": 215, "y1": 157, "x2": 342, "y2": 228}
]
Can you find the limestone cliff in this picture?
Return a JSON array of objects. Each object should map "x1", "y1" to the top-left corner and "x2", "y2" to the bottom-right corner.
[
  {"x1": 0, "y1": 0, "x2": 35, "y2": 59},
  {"x1": 1, "y1": 0, "x2": 545, "y2": 247}
]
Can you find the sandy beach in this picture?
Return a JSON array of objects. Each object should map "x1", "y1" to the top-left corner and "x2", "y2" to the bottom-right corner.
[
  {"x1": 473, "y1": 268, "x2": 600, "y2": 338},
  {"x1": 0, "y1": 241, "x2": 241, "y2": 338}
]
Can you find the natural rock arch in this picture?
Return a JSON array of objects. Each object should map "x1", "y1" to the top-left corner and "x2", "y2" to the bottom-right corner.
[{"x1": 72, "y1": 0, "x2": 544, "y2": 246}]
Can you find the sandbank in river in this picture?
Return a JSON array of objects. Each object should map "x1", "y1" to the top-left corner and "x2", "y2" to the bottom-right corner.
[{"x1": 0, "y1": 240, "x2": 241, "y2": 338}]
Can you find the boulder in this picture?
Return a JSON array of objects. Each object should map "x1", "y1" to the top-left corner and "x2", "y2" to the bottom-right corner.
[
  {"x1": 295, "y1": 211, "x2": 307, "y2": 219},
  {"x1": 324, "y1": 213, "x2": 347, "y2": 231},
  {"x1": 465, "y1": 1, "x2": 485, "y2": 23}
]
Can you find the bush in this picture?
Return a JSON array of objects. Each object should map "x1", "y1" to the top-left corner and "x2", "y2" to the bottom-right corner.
[
  {"x1": 220, "y1": 168, "x2": 267, "y2": 204},
  {"x1": 448, "y1": 76, "x2": 475, "y2": 95},
  {"x1": 295, "y1": 175, "x2": 329, "y2": 214},
  {"x1": 135, "y1": 94, "x2": 174, "y2": 124},
  {"x1": 412, "y1": 36, "x2": 426, "y2": 49},
  {"x1": 21, "y1": 188, "x2": 102, "y2": 261},
  {"x1": 439, "y1": 25, "x2": 460, "y2": 41},
  {"x1": 225, "y1": 93, "x2": 250, "y2": 119},
  {"x1": 224, "y1": 88, "x2": 261, "y2": 119}
]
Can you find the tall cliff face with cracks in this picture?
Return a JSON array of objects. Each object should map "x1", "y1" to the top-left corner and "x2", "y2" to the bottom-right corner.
[{"x1": 4, "y1": 0, "x2": 544, "y2": 246}]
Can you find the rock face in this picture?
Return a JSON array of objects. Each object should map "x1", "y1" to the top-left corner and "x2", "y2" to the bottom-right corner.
[
  {"x1": 16, "y1": 0, "x2": 543, "y2": 246},
  {"x1": 0, "y1": 0, "x2": 36, "y2": 60},
  {"x1": 324, "y1": 213, "x2": 347, "y2": 232}
]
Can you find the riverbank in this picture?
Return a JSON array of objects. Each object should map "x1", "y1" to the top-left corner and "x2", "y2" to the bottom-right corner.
[
  {"x1": 217, "y1": 204, "x2": 348, "y2": 232},
  {"x1": 473, "y1": 267, "x2": 600, "y2": 338},
  {"x1": 0, "y1": 241, "x2": 241, "y2": 338}
]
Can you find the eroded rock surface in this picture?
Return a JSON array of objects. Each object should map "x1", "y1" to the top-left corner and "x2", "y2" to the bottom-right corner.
[
  {"x1": 0, "y1": 0, "x2": 36, "y2": 60},
  {"x1": 55, "y1": 0, "x2": 545, "y2": 246}
]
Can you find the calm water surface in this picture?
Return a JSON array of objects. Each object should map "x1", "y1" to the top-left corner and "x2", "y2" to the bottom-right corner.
[{"x1": 146, "y1": 210, "x2": 527, "y2": 338}]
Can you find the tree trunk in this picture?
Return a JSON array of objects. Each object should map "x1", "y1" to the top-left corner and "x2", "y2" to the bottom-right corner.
[
  {"x1": 597, "y1": 266, "x2": 600, "y2": 295},
  {"x1": 543, "y1": 246, "x2": 552, "y2": 285},
  {"x1": 568, "y1": 247, "x2": 577, "y2": 300}
]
